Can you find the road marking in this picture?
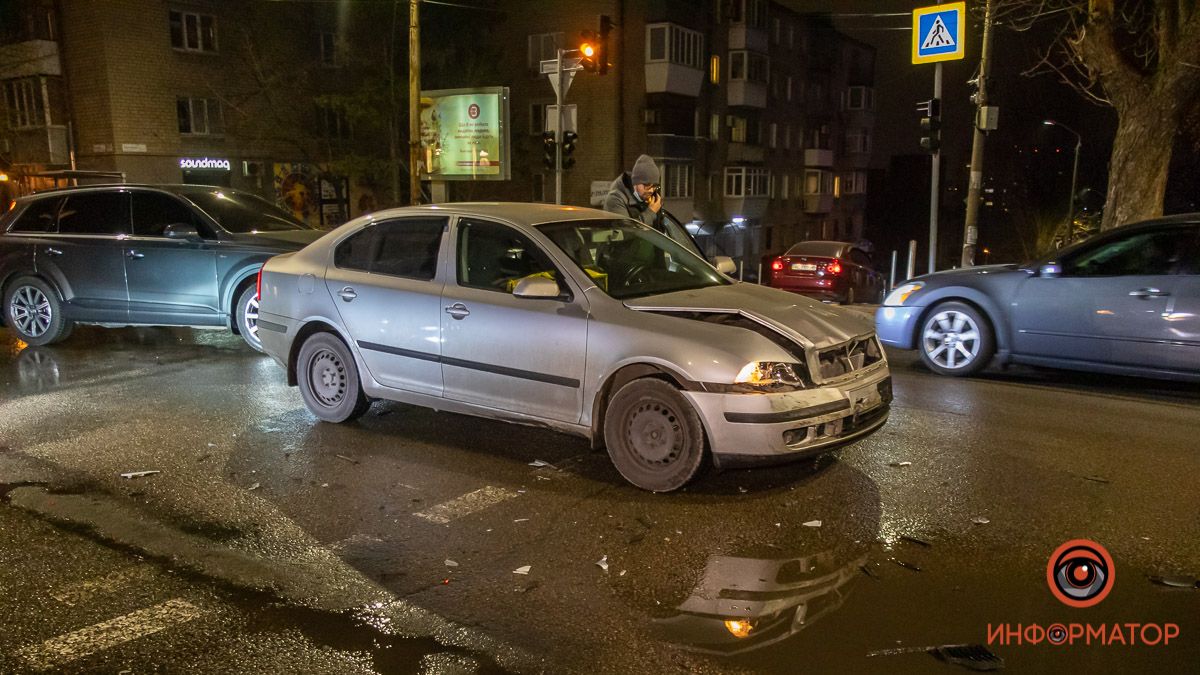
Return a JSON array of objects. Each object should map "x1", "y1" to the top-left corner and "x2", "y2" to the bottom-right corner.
[
  {"x1": 413, "y1": 486, "x2": 520, "y2": 525},
  {"x1": 51, "y1": 566, "x2": 156, "y2": 606},
  {"x1": 18, "y1": 599, "x2": 204, "y2": 670}
]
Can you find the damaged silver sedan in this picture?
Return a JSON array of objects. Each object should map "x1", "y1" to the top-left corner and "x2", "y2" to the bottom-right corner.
[{"x1": 257, "y1": 204, "x2": 890, "y2": 491}]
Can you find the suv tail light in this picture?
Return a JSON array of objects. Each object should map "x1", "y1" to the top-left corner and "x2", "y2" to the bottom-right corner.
[{"x1": 826, "y1": 259, "x2": 843, "y2": 275}]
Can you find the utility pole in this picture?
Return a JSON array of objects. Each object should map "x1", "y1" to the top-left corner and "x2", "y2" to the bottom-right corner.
[
  {"x1": 961, "y1": 0, "x2": 995, "y2": 267},
  {"x1": 408, "y1": 0, "x2": 421, "y2": 205},
  {"x1": 929, "y1": 62, "x2": 941, "y2": 275}
]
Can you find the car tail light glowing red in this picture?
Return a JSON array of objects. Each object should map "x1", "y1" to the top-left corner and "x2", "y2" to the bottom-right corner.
[
  {"x1": 771, "y1": 258, "x2": 785, "y2": 271},
  {"x1": 827, "y1": 259, "x2": 842, "y2": 275}
]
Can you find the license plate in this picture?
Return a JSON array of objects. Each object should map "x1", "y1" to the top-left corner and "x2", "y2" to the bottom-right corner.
[{"x1": 792, "y1": 263, "x2": 817, "y2": 271}]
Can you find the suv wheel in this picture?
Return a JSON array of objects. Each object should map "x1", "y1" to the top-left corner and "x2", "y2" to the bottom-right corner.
[
  {"x1": 4, "y1": 276, "x2": 73, "y2": 346},
  {"x1": 296, "y1": 332, "x2": 371, "y2": 422},
  {"x1": 603, "y1": 378, "x2": 707, "y2": 492},
  {"x1": 236, "y1": 285, "x2": 263, "y2": 352}
]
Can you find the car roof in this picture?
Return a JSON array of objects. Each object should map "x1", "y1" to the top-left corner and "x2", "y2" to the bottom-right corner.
[
  {"x1": 354, "y1": 202, "x2": 625, "y2": 227},
  {"x1": 18, "y1": 183, "x2": 248, "y2": 202}
]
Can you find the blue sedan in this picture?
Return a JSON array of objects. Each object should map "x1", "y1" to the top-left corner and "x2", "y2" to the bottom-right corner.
[{"x1": 876, "y1": 215, "x2": 1200, "y2": 381}]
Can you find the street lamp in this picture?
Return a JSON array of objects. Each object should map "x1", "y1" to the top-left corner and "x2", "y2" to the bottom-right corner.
[{"x1": 1042, "y1": 120, "x2": 1082, "y2": 236}]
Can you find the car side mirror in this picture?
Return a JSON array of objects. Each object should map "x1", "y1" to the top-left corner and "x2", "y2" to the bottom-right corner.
[
  {"x1": 1038, "y1": 263, "x2": 1062, "y2": 279},
  {"x1": 512, "y1": 276, "x2": 562, "y2": 299},
  {"x1": 164, "y1": 223, "x2": 202, "y2": 241},
  {"x1": 713, "y1": 256, "x2": 736, "y2": 275}
]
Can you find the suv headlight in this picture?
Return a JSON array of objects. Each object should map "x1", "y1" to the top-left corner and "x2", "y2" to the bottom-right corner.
[
  {"x1": 734, "y1": 362, "x2": 807, "y2": 389},
  {"x1": 883, "y1": 282, "x2": 925, "y2": 306}
]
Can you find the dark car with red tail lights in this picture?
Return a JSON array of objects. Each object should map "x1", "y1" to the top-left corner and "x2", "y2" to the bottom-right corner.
[{"x1": 763, "y1": 241, "x2": 884, "y2": 304}]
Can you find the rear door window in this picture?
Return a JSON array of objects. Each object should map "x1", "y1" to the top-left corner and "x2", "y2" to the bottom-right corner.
[
  {"x1": 849, "y1": 249, "x2": 872, "y2": 267},
  {"x1": 333, "y1": 217, "x2": 446, "y2": 279},
  {"x1": 8, "y1": 197, "x2": 63, "y2": 233},
  {"x1": 132, "y1": 192, "x2": 204, "y2": 237},
  {"x1": 57, "y1": 192, "x2": 131, "y2": 235}
]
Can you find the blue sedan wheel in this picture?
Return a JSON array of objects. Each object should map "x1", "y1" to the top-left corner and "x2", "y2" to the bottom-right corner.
[{"x1": 919, "y1": 302, "x2": 994, "y2": 376}]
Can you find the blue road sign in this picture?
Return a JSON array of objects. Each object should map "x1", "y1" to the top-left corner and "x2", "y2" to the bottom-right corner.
[{"x1": 912, "y1": 2, "x2": 965, "y2": 64}]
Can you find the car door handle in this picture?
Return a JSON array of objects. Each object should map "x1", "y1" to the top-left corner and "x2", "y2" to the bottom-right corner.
[
  {"x1": 444, "y1": 302, "x2": 470, "y2": 320},
  {"x1": 338, "y1": 287, "x2": 357, "y2": 302},
  {"x1": 1128, "y1": 287, "x2": 1169, "y2": 299},
  {"x1": 125, "y1": 250, "x2": 144, "y2": 259},
  {"x1": 45, "y1": 247, "x2": 62, "y2": 256}
]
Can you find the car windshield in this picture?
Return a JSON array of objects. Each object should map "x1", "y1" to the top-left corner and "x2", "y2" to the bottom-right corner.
[
  {"x1": 184, "y1": 189, "x2": 310, "y2": 233},
  {"x1": 539, "y1": 219, "x2": 729, "y2": 300},
  {"x1": 786, "y1": 241, "x2": 845, "y2": 257}
]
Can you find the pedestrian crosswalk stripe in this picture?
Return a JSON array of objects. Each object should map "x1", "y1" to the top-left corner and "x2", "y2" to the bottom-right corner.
[
  {"x1": 51, "y1": 566, "x2": 156, "y2": 606},
  {"x1": 413, "y1": 486, "x2": 520, "y2": 525},
  {"x1": 17, "y1": 598, "x2": 204, "y2": 670}
]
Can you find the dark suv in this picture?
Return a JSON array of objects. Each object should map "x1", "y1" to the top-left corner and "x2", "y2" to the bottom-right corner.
[{"x1": 0, "y1": 184, "x2": 326, "y2": 350}]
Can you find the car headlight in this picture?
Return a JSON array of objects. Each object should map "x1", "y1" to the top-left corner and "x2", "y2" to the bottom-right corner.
[
  {"x1": 734, "y1": 361, "x2": 807, "y2": 389},
  {"x1": 883, "y1": 282, "x2": 925, "y2": 306}
]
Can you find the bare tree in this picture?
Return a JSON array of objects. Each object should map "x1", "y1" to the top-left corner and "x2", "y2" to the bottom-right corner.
[{"x1": 997, "y1": 0, "x2": 1200, "y2": 230}]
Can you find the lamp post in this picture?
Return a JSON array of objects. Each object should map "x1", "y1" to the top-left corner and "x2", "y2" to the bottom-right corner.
[{"x1": 1042, "y1": 120, "x2": 1082, "y2": 238}]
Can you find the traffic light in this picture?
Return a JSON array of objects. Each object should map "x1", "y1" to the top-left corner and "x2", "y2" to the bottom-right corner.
[
  {"x1": 561, "y1": 131, "x2": 577, "y2": 169},
  {"x1": 542, "y1": 130, "x2": 557, "y2": 170},
  {"x1": 597, "y1": 15, "x2": 612, "y2": 75},
  {"x1": 918, "y1": 98, "x2": 941, "y2": 153},
  {"x1": 578, "y1": 15, "x2": 613, "y2": 74}
]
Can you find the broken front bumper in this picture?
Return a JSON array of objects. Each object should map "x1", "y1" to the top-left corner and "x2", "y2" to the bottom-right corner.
[{"x1": 683, "y1": 364, "x2": 892, "y2": 468}]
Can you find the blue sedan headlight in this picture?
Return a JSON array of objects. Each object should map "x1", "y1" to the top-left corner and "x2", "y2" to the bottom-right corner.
[{"x1": 883, "y1": 282, "x2": 925, "y2": 306}]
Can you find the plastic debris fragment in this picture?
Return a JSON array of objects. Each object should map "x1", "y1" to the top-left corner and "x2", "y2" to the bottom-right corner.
[
  {"x1": 513, "y1": 565, "x2": 531, "y2": 575},
  {"x1": 595, "y1": 555, "x2": 609, "y2": 572},
  {"x1": 119, "y1": 470, "x2": 160, "y2": 479}
]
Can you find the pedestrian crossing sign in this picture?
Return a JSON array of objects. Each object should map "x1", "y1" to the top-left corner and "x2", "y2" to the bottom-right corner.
[{"x1": 912, "y1": 2, "x2": 965, "y2": 64}]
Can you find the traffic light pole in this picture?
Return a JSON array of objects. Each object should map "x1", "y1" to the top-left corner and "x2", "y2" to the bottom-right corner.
[
  {"x1": 961, "y1": 0, "x2": 994, "y2": 267},
  {"x1": 929, "y1": 62, "x2": 941, "y2": 275},
  {"x1": 555, "y1": 48, "x2": 564, "y2": 205}
]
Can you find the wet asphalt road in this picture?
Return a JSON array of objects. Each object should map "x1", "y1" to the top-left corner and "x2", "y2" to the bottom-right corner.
[{"x1": 0, "y1": 320, "x2": 1197, "y2": 674}]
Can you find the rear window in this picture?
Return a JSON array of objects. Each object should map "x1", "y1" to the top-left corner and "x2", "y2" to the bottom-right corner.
[
  {"x1": 334, "y1": 218, "x2": 446, "y2": 280},
  {"x1": 8, "y1": 197, "x2": 63, "y2": 233},
  {"x1": 57, "y1": 192, "x2": 131, "y2": 235},
  {"x1": 785, "y1": 241, "x2": 846, "y2": 258}
]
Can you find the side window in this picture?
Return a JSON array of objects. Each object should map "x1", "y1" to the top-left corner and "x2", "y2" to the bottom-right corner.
[
  {"x1": 371, "y1": 218, "x2": 445, "y2": 280},
  {"x1": 9, "y1": 197, "x2": 63, "y2": 233},
  {"x1": 1065, "y1": 228, "x2": 1195, "y2": 277},
  {"x1": 334, "y1": 228, "x2": 377, "y2": 272},
  {"x1": 849, "y1": 249, "x2": 871, "y2": 267},
  {"x1": 132, "y1": 192, "x2": 201, "y2": 237},
  {"x1": 457, "y1": 219, "x2": 562, "y2": 294},
  {"x1": 57, "y1": 192, "x2": 130, "y2": 235}
]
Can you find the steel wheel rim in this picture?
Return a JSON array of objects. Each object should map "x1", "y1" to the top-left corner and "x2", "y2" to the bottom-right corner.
[
  {"x1": 242, "y1": 294, "x2": 260, "y2": 344},
  {"x1": 10, "y1": 285, "x2": 52, "y2": 338},
  {"x1": 922, "y1": 310, "x2": 981, "y2": 370},
  {"x1": 625, "y1": 400, "x2": 683, "y2": 467},
  {"x1": 307, "y1": 348, "x2": 347, "y2": 407}
]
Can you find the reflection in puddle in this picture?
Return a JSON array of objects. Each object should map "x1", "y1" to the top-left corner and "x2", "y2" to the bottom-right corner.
[{"x1": 654, "y1": 545, "x2": 866, "y2": 655}]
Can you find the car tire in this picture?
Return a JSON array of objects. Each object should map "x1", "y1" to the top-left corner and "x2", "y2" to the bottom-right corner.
[
  {"x1": 918, "y1": 301, "x2": 994, "y2": 376},
  {"x1": 296, "y1": 332, "x2": 371, "y2": 423},
  {"x1": 4, "y1": 276, "x2": 74, "y2": 346},
  {"x1": 235, "y1": 284, "x2": 264, "y2": 352},
  {"x1": 603, "y1": 378, "x2": 707, "y2": 492}
]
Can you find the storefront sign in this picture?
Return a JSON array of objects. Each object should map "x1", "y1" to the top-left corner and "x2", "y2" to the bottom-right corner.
[
  {"x1": 419, "y1": 87, "x2": 510, "y2": 181},
  {"x1": 179, "y1": 157, "x2": 231, "y2": 171}
]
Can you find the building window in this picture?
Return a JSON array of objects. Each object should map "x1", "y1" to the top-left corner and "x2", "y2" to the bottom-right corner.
[
  {"x1": 169, "y1": 10, "x2": 217, "y2": 53},
  {"x1": 709, "y1": 113, "x2": 720, "y2": 140},
  {"x1": 805, "y1": 169, "x2": 833, "y2": 195},
  {"x1": 788, "y1": 25, "x2": 795, "y2": 49},
  {"x1": 530, "y1": 103, "x2": 549, "y2": 135},
  {"x1": 724, "y1": 167, "x2": 769, "y2": 197},
  {"x1": 767, "y1": 122, "x2": 777, "y2": 149},
  {"x1": 527, "y1": 32, "x2": 562, "y2": 72},
  {"x1": 843, "y1": 171, "x2": 867, "y2": 194},
  {"x1": 771, "y1": 18, "x2": 781, "y2": 43},
  {"x1": 781, "y1": 174, "x2": 789, "y2": 200},
  {"x1": 318, "y1": 103, "x2": 351, "y2": 140},
  {"x1": 783, "y1": 124, "x2": 791, "y2": 150},
  {"x1": 4, "y1": 78, "x2": 45, "y2": 129},
  {"x1": 845, "y1": 86, "x2": 874, "y2": 111},
  {"x1": 807, "y1": 125, "x2": 831, "y2": 150},
  {"x1": 646, "y1": 23, "x2": 704, "y2": 70},
  {"x1": 729, "y1": 115, "x2": 747, "y2": 143},
  {"x1": 846, "y1": 129, "x2": 871, "y2": 154},
  {"x1": 661, "y1": 162, "x2": 693, "y2": 198},
  {"x1": 729, "y1": 51, "x2": 768, "y2": 83},
  {"x1": 786, "y1": 76, "x2": 793, "y2": 101},
  {"x1": 710, "y1": 55, "x2": 720, "y2": 85},
  {"x1": 319, "y1": 32, "x2": 340, "y2": 67},
  {"x1": 729, "y1": 0, "x2": 768, "y2": 29},
  {"x1": 177, "y1": 97, "x2": 223, "y2": 135}
]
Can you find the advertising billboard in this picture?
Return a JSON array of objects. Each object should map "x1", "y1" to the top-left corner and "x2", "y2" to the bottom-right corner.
[{"x1": 419, "y1": 87, "x2": 510, "y2": 181}]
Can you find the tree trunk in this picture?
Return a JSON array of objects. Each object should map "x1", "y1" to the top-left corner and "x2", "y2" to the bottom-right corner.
[{"x1": 1101, "y1": 101, "x2": 1176, "y2": 231}]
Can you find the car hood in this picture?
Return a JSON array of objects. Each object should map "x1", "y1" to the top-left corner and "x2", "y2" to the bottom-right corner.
[
  {"x1": 623, "y1": 283, "x2": 874, "y2": 351},
  {"x1": 225, "y1": 229, "x2": 327, "y2": 250},
  {"x1": 915, "y1": 263, "x2": 1021, "y2": 282}
]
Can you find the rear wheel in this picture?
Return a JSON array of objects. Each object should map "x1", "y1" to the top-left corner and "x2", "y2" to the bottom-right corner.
[
  {"x1": 919, "y1": 302, "x2": 994, "y2": 376},
  {"x1": 235, "y1": 284, "x2": 263, "y2": 352},
  {"x1": 4, "y1": 276, "x2": 73, "y2": 346},
  {"x1": 603, "y1": 379, "x2": 707, "y2": 492},
  {"x1": 296, "y1": 332, "x2": 371, "y2": 422}
]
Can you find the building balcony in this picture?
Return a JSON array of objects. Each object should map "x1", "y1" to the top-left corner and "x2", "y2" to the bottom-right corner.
[
  {"x1": 803, "y1": 194, "x2": 834, "y2": 214},
  {"x1": 0, "y1": 40, "x2": 61, "y2": 78},
  {"x1": 5, "y1": 126, "x2": 69, "y2": 166},
  {"x1": 645, "y1": 62, "x2": 703, "y2": 97},
  {"x1": 645, "y1": 134, "x2": 699, "y2": 160},
  {"x1": 804, "y1": 148, "x2": 834, "y2": 167},
  {"x1": 727, "y1": 80, "x2": 767, "y2": 108},
  {"x1": 726, "y1": 142, "x2": 764, "y2": 163},
  {"x1": 729, "y1": 25, "x2": 768, "y2": 52},
  {"x1": 724, "y1": 195, "x2": 768, "y2": 220}
]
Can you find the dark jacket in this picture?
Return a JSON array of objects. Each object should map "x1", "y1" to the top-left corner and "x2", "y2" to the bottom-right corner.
[{"x1": 603, "y1": 173, "x2": 663, "y2": 228}]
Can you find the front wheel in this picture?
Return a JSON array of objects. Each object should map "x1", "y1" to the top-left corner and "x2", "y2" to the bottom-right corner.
[
  {"x1": 296, "y1": 332, "x2": 371, "y2": 422},
  {"x1": 4, "y1": 276, "x2": 73, "y2": 346},
  {"x1": 918, "y1": 302, "x2": 995, "y2": 376},
  {"x1": 235, "y1": 284, "x2": 263, "y2": 352},
  {"x1": 603, "y1": 379, "x2": 707, "y2": 492}
]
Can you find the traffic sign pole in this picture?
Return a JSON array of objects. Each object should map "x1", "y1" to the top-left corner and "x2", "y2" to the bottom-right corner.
[
  {"x1": 929, "y1": 62, "x2": 941, "y2": 275},
  {"x1": 555, "y1": 48, "x2": 564, "y2": 205}
]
